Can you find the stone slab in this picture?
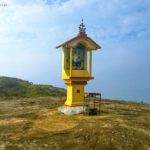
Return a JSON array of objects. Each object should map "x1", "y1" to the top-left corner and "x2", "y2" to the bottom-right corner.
[{"x1": 58, "y1": 106, "x2": 84, "y2": 116}]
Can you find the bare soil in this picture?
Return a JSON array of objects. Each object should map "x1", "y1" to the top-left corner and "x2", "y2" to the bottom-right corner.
[{"x1": 0, "y1": 97, "x2": 150, "y2": 150}]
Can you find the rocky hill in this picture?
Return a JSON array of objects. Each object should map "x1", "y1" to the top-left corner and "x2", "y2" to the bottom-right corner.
[{"x1": 0, "y1": 76, "x2": 66, "y2": 97}]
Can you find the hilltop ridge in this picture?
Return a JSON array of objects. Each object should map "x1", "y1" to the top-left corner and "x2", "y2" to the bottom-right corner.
[{"x1": 0, "y1": 76, "x2": 66, "y2": 97}]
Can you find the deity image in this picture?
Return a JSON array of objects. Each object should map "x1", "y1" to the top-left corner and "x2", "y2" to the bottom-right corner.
[
  {"x1": 73, "y1": 50, "x2": 80, "y2": 63},
  {"x1": 65, "y1": 44, "x2": 84, "y2": 70},
  {"x1": 72, "y1": 46, "x2": 84, "y2": 70}
]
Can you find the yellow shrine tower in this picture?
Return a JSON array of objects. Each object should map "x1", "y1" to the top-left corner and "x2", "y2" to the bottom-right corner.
[{"x1": 56, "y1": 20, "x2": 101, "y2": 107}]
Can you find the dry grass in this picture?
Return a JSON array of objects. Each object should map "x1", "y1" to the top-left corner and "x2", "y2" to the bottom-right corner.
[{"x1": 0, "y1": 97, "x2": 150, "y2": 150}]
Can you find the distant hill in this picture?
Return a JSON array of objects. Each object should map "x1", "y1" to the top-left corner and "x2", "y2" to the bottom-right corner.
[{"x1": 0, "y1": 76, "x2": 66, "y2": 97}]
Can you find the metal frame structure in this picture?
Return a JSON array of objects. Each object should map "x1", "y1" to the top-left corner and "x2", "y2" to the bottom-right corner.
[{"x1": 83, "y1": 92, "x2": 101, "y2": 115}]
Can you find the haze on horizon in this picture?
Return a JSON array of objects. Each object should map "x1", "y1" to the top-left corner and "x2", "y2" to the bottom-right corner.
[{"x1": 0, "y1": 0, "x2": 150, "y2": 103}]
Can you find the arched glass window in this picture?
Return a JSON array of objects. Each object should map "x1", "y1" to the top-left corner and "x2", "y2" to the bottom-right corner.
[{"x1": 72, "y1": 43, "x2": 84, "y2": 70}]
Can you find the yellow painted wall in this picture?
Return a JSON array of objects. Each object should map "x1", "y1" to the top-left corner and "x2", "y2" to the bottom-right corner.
[
  {"x1": 61, "y1": 43, "x2": 94, "y2": 106},
  {"x1": 65, "y1": 83, "x2": 85, "y2": 106}
]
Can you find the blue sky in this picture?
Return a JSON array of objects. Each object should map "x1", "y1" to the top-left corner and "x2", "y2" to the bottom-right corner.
[{"x1": 0, "y1": 0, "x2": 150, "y2": 103}]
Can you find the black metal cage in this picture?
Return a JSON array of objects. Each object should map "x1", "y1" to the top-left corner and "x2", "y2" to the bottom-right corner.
[{"x1": 83, "y1": 92, "x2": 101, "y2": 115}]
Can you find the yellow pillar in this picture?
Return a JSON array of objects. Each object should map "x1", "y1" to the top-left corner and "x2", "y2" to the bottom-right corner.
[
  {"x1": 65, "y1": 81, "x2": 86, "y2": 106},
  {"x1": 70, "y1": 47, "x2": 73, "y2": 76},
  {"x1": 90, "y1": 51, "x2": 92, "y2": 76}
]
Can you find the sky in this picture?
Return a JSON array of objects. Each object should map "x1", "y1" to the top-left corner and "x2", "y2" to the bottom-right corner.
[{"x1": 0, "y1": 0, "x2": 150, "y2": 103}]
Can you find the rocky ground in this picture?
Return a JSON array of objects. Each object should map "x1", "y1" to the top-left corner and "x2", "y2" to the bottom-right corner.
[{"x1": 0, "y1": 96, "x2": 150, "y2": 150}]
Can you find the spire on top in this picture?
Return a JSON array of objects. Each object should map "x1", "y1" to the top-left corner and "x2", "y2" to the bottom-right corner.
[{"x1": 79, "y1": 19, "x2": 86, "y2": 34}]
